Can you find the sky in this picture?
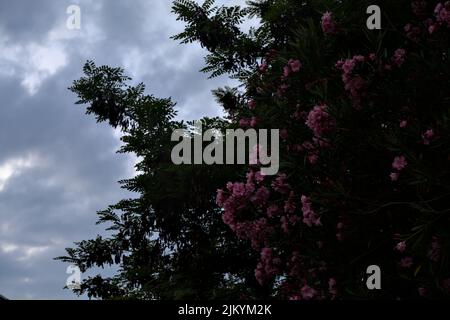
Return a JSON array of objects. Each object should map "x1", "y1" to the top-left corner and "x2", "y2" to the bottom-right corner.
[{"x1": 0, "y1": 0, "x2": 248, "y2": 299}]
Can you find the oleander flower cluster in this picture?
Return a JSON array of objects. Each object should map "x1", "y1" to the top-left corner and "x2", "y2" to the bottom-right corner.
[{"x1": 216, "y1": 1, "x2": 450, "y2": 299}]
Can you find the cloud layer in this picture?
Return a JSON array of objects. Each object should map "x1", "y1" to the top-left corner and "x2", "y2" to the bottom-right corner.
[{"x1": 0, "y1": 0, "x2": 244, "y2": 299}]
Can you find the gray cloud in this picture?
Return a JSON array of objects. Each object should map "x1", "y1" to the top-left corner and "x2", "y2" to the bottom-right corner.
[{"x1": 0, "y1": 0, "x2": 246, "y2": 299}]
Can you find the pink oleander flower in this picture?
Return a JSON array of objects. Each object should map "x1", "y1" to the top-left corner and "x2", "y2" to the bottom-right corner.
[
  {"x1": 392, "y1": 156, "x2": 408, "y2": 171},
  {"x1": 337, "y1": 56, "x2": 368, "y2": 106},
  {"x1": 251, "y1": 186, "x2": 270, "y2": 206},
  {"x1": 280, "y1": 216, "x2": 289, "y2": 233},
  {"x1": 390, "y1": 172, "x2": 400, "y2": 182},
  {"x1": 321, "y1": 11, "x2": 338, "y2": 35},
  {"x1": 301, "y1": 195, "x2": 321, "y2": 227},
  {"x1": 271, "y1": 173, "x2": 291, "y2": 194},
  {"x1": 283, "y1": 65, "x2": 291, "y2": 77},
  {"x1": 250, "y1": 117, "x2": 258, "y2": 128},
  {"x1": 254, "y1": 247, "x2": 280, "y2": 285},
  {"x1": 282, "y1": 59, "x2": 302, "y2": 78},
  {"x1": 301, "y1": 285, "x2": 318, "y2": 300},
  {"x1": 395, "y1": 241, "x2": 407, "y2": 253},
  {"x1": 329, "y1": 278, "x2": 338, "y2": 297},
  {"x1": 231, "y1": 182, "x2": 246, "y2": 197},
  {"x1": 288, "y1": 59, "x2": 302, "y2": 73},
  {"x1": 400, "y1": 120, "x2": 408, "y2": 128},
  {"x1": 442, "y1": 278, "x2": 450, "y2": 292},
  {"x1": 216, "y1": 189, "x2": 227, "y2": 206},
  {"x1": 429, "y1": 23, "x2": 438, "y2": 34},
  {"x1": 248, "y1": 99, "x2": 257, "y2": 109},
  {"x1": 427, "y1": 236, "x2": 442, "y2": 262},
  {"x1": 255, "y1": 171, "x2": 265, "y2": 183},
  {"x1": 392, "y1": 49, "x2": 406, "y2": 67},
  {"x1": 308, "y1": 152, "x2": 319, "y2": 165},
  {"x1": 422, "y1": 129, "x2": 435, "y2": 145},
  {"x1": 342, "y1": 59, "x2": 357, "y2": 74},
  {"x1": 277, "y1": 83, "x2": 290, "y2": 96},
  {"x1": 435, "y1": 2, "x2": 450, "y2": 26},
  {"x1": 399, "y1": 257, "x2": 414, "y2": 268},
  {"x1": 404, "y1": 23, "x2": 421, "y2": 42},
  {"x1": 267, "y1": 204, "x2": 279, "y2": 218},
  {"x1": 239, "y1": 118, "x2": 250, "y2": 128},
  {"x1": 418, "y1": 287, "x2": 428, "y2": 297},
  {"x1": 306, "y1": 104, "x2": 336, "y2": 138},
  {"x1": 284, "y1": 191, "x2": 296, "y2": 214}
]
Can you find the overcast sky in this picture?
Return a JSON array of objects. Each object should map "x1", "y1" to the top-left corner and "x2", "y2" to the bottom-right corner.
[{"x1": 0, "y1": 0, "x2": 247, "y2": 299}]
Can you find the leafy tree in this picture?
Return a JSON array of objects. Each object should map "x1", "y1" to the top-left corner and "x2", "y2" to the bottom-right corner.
[
  {"x1": 188, "y1": 0, "x2": 450, "y2": 299},
  {"x1": 59, "y1": 0, "x2": 450, "y2": 300},
  {"x1": 57, "y1": 61, "x2": 264, "y2": 299}
]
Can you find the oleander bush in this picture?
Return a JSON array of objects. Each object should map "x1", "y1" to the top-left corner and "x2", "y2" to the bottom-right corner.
[{"x1": 59, "y1": 0, "x2": 450, "y2": 299}]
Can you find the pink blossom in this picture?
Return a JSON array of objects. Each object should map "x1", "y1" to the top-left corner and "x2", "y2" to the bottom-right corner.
[
  {"x1": 435, "y1": 2, "x2": 450, "y2": 26},
  {"x1": 255, "y1": 171, "x2": 265, "y2": 183},
  {"x1": 328, "y1": 278, "x2": 338, "y2": 297},
  {"x1": 283, "y1": 65, "x2": 291, "y2": 77},
  {"x1": 429, "y1": 23, "x2": 438, "y2": 34},
  {"x1": 255, "y1": 247, "x2": 280, "y2": 285},
  {"x1": 282, "y1": 59, "x2": 302, "y2": 78},
  {"x1": 250, "y1": 117, "x2": 258, "y2": 127},
  {"x1": 277, "y1": 83, "x2": 290, "y2": 96},
  {"x1": 442, "y1": 278, "x2": 450, "y2": 292},
  {"x1": 251, "y1": 186, "x2": 270, "y2": 206},
  {"x1": 271, "y1": 173, "x2": 291, "y2": 194},
  {"x1": 239, "y1": 118, "x2": 250, "y2": 128},
  {"x1": 392, "y1": 156, "x2": 408, "y2": 171},
  {"x1": 418, "y1": 287, "x2": 428, "y2": 297},
  {"x1": 306, "y1": 104, "x2": 336, "y2": 137},
  {"x1": 394, "y1": 241, "x2": 407, "y2": 253},
  {"x1": 335, "y1": 59, "x2": 345, "y2": 69},
  {"x1": 392, "y1": 49, "x2": 406, "y2": 67},
  {"x1": 422, "y1": 129, "x2": 435, "y2": 145},
  {"x1": 321, "y1": 11, "x2": 337, "y2": 35},
  {"x1": 400, "y1": 120, "x2": 408, "y2": 128},
  {"x1": 301, "y1": 285, "x2": 317, "y2": 300},
  {"x1": 288, "y1": 59, "x2": 302, "y2": 73},
  {"x1": 280, "y1": 216, "x2": 289, "y2": 233},
  {"x1": 284, "y1": 191, "x2": 296, "y2": 214},
  {"x1": 232, "y1": 182, "x2": 246, "y2": 197},
  {"x1": 342, "y1": 59, "x2": 357, "y2": 74},
  {"x1": 427, "y1": 236, "x2": 442, "y2": 262},
  {"x1": 390, "y1": 172, "x2": 400, "y2": 181},
  {"x1": 248, "y1": 99, "x2": 257, "y2": 109},
  {"x1": 404, "y1": 24, "x2": 421, "y2": 42},
  {"x1": 308, "y1": 152, "x2": 319, "y2": 165},
  {"x1": 267, "y1": 204, "x2": 280, "y2": 218},
  {"x1": 399, "y1": 257, "x2": 414, "y2": 268},
  {"x1": 301, "y1": 195, "x2": 321, "y2": 227},
  {"x1": 216, "y1": 189, "x2": 227, "y2": 206}
]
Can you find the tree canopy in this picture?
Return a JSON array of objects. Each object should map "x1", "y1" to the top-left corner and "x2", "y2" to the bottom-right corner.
[{"x1": 58, "y1": 0, "x2": 450, "y2": 299}]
